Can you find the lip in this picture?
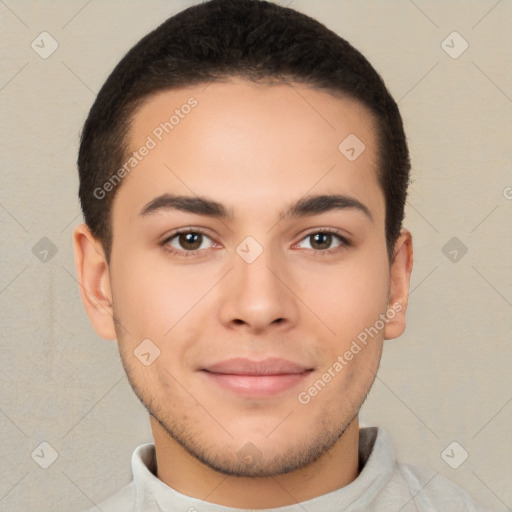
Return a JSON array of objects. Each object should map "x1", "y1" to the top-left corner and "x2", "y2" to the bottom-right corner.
[
  {"x1": 201, "y1": 358, "x2": 313, "y2": 398},
  {"x1": 203, "y1": 357, "x2": 311, "y2": 375}
]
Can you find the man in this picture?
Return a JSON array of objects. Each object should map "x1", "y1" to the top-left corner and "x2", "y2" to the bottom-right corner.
[{"x1": 73, "y1": 0, "x2": 493, "y2": 510}]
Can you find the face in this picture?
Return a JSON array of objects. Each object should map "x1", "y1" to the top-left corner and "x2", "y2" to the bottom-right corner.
[{"x1": 76, "y1": 78, "x2": 411, "y2": 478}]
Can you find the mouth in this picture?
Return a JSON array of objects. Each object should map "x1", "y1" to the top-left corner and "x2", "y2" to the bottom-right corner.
[{"x1": 200, "y1": 358, "x2": 314, "y2": 398}]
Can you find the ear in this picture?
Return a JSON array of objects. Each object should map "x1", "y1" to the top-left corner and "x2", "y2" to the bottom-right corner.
[
  {"x1": 384, "y1": 229, "x2": 413, "y2": 340},
  {"x1": 73, "y1": 223, "x2": 117, "y2": 340}
]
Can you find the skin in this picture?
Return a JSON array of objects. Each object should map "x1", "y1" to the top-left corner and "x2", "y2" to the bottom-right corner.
[{"x1": 74, "y1": 78, "x2": 413, "y2": 508}]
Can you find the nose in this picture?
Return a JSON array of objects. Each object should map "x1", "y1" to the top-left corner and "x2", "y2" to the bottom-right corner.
[{"x1": 218, "y1": 244, "x2": 299, "y2": 334}]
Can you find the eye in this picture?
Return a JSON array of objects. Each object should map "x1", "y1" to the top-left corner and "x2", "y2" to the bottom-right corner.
[
  {"x1": 163, "y1": 230, "x2": 215, "y2": 253},
  {"x1": 296, "y1": 230, "x2": 349, "y2": 252}
]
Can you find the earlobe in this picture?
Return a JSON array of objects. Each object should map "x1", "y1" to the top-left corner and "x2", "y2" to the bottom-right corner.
[
  {"x1": 73, "y1": 224, "x2": 117, "y2": 340},
  {"x1": 384, "y1": 229, "x2": 413, "y2": 340}
]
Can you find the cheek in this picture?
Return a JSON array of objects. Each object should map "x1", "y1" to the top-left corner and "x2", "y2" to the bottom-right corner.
[
  {"x1": 294, "y1": 248, "x2": 390, "y2": 342},
  {"x1": 110, "y1": 255, "x2": 220, "y2": 342}
]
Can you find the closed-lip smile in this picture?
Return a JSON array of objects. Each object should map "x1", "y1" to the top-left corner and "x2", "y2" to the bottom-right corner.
[{"x1": 201, "y1": 357, "x2": 314, "y2": 397}]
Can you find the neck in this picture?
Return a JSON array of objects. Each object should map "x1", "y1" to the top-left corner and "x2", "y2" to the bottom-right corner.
[{"x1": 150, "y1": 416, "x2": 360, "y2": 508}]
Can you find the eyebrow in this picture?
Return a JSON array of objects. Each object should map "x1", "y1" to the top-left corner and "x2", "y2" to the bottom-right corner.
[
  {"x1": 139, "y1": 193, "x2": 372, "y2": 222},
  {"x1": 281, "y1": 194, "x2": 372, "y2": 221},
  {"x1": 140, "y1": 194, "x2": 230, "y2": 218}
]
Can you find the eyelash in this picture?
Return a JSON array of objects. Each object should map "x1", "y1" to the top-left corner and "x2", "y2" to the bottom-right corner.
[
  {"x1": 160, "y1": 227, "x2": 351, "y2": 258},
  {"x1": 160, "y1": 228, "x2": 218, "y2": 258},
  {"x1": 298, "y1": 228, "x2": 351, "y2": 255}
]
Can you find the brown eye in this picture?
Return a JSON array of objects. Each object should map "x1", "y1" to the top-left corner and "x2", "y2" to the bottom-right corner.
[
  {"x1": 165, "y1": 231, "x2": 213, "y2": 252},
  {"x1": 309, "y1": 233, "x2": 333, "y2": 250},
  {"x1": 297, "y1": 231, "x2": 348, "y2": 252},
  {"x1": 178, "y1": 232, "x2": 203, "y2": 250}
]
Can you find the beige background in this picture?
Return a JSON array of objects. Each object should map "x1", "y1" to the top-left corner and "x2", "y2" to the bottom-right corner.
[{"x1": 1, "y1": 1, "x2": 511, "y2": 511}]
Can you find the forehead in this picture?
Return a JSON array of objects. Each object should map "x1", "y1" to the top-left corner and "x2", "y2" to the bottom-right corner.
[{"x1": 115, "y1": 78, "x2": 383, "y2": 223}]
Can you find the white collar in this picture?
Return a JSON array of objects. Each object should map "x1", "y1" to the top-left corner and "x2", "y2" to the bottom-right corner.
[{"x1": 129, "y1": 427, "x2": 396, "y2": 512}]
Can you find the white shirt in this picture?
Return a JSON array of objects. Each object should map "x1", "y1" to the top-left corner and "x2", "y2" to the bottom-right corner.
[{"x1": 80, "y1": 427, "x2": 495, "y2": 511}]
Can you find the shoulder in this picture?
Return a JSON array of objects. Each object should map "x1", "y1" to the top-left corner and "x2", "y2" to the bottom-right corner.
[
  {"x1": 77, "y1": 481, "x2": 136, "y2": 512},
  {"x1": 391, "y1": 461, "x2": 497, "y2": 512},
  {"x1": 361, "y1": 428, "x2": 496, "y2": 511}
]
